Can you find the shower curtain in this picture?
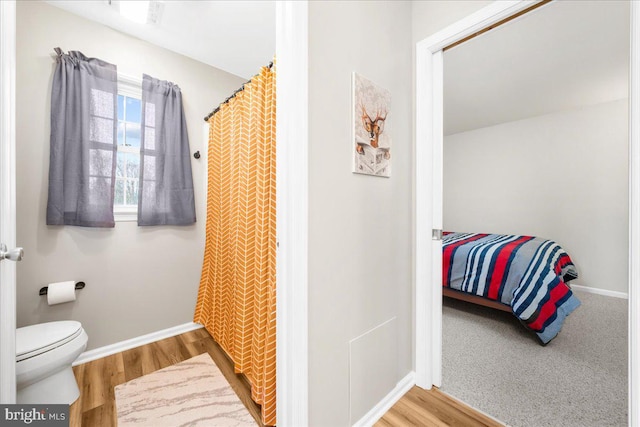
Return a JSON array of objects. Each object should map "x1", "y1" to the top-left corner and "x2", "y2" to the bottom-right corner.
[{"x1": 194, "y1": 65, "x2": 276, "y2": 426}]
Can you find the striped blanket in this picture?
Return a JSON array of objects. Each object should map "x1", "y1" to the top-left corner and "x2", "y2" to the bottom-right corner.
[{"x1": 443, "y1": 232, "x2": 581, "y2": 344}]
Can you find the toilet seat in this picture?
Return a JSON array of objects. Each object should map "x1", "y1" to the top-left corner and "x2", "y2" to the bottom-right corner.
[
  {"x1": 17, "y1": 321, "x2": 83, "y2": 362},
  {"x1": 16, "y1": 320, "x2": 87, "y2": 404}
]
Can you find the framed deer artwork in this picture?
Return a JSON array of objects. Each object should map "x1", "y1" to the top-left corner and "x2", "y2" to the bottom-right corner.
[{"x1": 352, "y1": 72, "x2": 391, "y2": 177}]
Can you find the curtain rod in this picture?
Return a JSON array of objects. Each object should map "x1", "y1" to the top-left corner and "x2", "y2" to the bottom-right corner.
[{"x1": 203, "y1": 61, "x2": 273, "y2": 122}]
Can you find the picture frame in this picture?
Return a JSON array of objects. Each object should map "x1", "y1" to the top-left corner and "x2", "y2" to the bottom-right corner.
[{"x1": 352, "y1": 72, "x2": 391, "y2": 177}]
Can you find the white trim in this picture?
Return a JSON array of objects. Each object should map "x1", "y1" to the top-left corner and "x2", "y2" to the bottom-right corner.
[
  {"x1": 0, "y1": 0, "x2": 16, "y2": 404},
  {"x1": 629, "y1": 2, "x2": 639, "y2": 426},
  {"x1": 570, "y1": 284, "x2": 628, "y2": 300},
  {"x1": 415, "y1": 3, "x2": 638, "y2": 427},
  {"x1": 414, "y1": 32, "x2": 432, "y2": 390},
  {"x1": 73, "y1": 322, "x2": 203, "y2": 366},
  {"x1": 275, "y1": 2, "x2": 309, "y2": 426},
  {"x1": 431, "y1": 49, "x2": 444, "y2": 389},
  {"x1": 417, "y1": 0, "x2": 539, "y2": 54},
  {"x1": 113, "y1": 207, "x2": 138, "y2": 222},
  {"x1": 351, "y1": 371, "x2": 415, "y2": 427},
  {"x1": 114, "y1": 75, "x2": 141, "y2": 220},
  {"x1": 118, "y1": 73, "x2": 143, "y2": 99},
  {"x1": 117, "y1": 145, "x2": 139, "y2": 154}
]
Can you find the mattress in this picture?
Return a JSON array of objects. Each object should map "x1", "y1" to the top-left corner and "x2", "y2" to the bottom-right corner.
[{"x1": 443, "y1": 232, "x2": 580, "y2": 344}]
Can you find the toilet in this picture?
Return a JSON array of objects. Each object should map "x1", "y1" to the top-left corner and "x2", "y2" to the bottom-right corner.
[{"x1": 16, "y1": 320, "x2": 88, "y2": 404}]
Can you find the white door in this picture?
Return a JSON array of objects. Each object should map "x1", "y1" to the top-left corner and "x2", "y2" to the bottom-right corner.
[
  {"x1": 431, "y1": 50, "x2": 444, "y2": 388},
  {"x1": 415, "y1": 47, "x2": 444, "y2": 389},
  {"x1": 0, "y1": 0, "x2": 18, "y2": 405}
]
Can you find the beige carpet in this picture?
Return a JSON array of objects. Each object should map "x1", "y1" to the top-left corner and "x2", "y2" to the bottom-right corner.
[
  {"x1": 442, "y1": 290, "x2": 628, "y2": 427},
  {"x1": 115, "y1": 353, "x2": 257, "y2": 427}
]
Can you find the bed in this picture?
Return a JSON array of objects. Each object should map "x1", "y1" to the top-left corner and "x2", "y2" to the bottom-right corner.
[{"x1": 443, "y1": 232, "x2": 581, "y2": 344}]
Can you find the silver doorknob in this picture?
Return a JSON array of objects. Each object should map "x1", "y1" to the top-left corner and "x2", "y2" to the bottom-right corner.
[{"x1": 0, "y1": 243, "x2": 24, "y2": 262}]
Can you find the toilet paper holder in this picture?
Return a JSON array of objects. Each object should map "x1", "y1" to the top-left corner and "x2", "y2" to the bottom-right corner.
[{"x1": 39, "y1": 281, "x2": 85, "y2": 296}]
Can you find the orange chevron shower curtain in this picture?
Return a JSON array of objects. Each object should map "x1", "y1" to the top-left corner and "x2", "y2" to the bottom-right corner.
[{"x1": 194, "y1": 65, "x2": 276, "y2": 426}]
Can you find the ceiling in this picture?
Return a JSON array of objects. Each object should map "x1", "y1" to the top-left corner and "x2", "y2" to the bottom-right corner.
[
  {"x1": 48, "y1": 1, "x2": 629, "y2": 131},
  {"x1": 444, "y1": 0, "x2": 630, "y2": 136},
  {"x1": 45, "y1": 0, "x2": 276, "y2": 79}
]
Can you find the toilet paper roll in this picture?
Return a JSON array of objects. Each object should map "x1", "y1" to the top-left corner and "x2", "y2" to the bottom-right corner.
[{"x1": 47, "y1": 281, "x2": 77, "y2": 305}]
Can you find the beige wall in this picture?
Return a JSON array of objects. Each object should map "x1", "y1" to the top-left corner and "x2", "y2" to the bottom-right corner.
[
  {"x1": 302, "y1": 2, "x2": 496, "y2": 424},
  {"x1": 412, "y1": 0, "x2": 491, "y2": 44},
  {"x1": 15, "y1": 1, "x2": 245, "y2": 350},
  {"x1": 308, "y1": 1, "x2": 412, "y2": 425},
  {"x1": 444, "y1": 99, "x2": 629, "y2": 294}
]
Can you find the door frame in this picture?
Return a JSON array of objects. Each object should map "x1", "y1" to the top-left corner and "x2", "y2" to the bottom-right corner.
[
  {"x1": 0, "y1": 0, "x2": 16, "y2": 404},
  {"x1": 414, "y1": 1, "x2": 639, "y2": 426},
  {"x1": 276, "y1": 1, "x2": 309, "y2": 426}
]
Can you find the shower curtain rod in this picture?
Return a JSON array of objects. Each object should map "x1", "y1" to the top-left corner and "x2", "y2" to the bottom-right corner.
[{"x1": 203, "y1": 61, "x2": 274, "y2": 122}]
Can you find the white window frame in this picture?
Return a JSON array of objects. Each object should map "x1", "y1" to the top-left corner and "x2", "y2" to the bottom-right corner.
[{"x1": 114, "y1": 74, "x2": 142, "y2": 222}]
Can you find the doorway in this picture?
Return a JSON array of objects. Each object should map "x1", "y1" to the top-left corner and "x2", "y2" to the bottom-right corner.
[
  {"x1": 0, "y1": 3, "x2": 309, "y2": 426},
  {"x1": 415, "y1": 1, "x2": 639, "y2": 426}
]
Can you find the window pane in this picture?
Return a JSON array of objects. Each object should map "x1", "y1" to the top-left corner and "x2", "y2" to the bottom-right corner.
[
  {"x1": 90, "y1": 88, "x2": 114, "y2": 119},
  {"x1": 126, "y1": 123, "x2": 141, "y2": 148},
  {"x1": 116, "y1": 152, "x2": 125, "y2": 178},
  {"x1": 89, "y1": 176, "x2": 111, "y2": 206},
  {"x1": 117, "y1": 122, "x2": 125, "y2": 146},
  {"x1": 144, "y1": 126, "x2": 155, "y2": 150},
  {"x1": 114, "y1": 179, "x2": 124, "y2": 205},
  {"x1": 126, "y1": 153, "x2": 140, "y2": 179},
  {"x1": 90, "y1": 117, "x2": 114, "y2": 144},
  {"x1": 90, "y1": 148, "x2": 113, "y2": 177},
  {"x1": 117, "y1": 95, "x2": 124, "y2": 121},
  {"x1": 143, "y1": 154, "x2": 156, "y2": 180},
  {"x1": 145, "y1": 102, "x2": 155, "y2": 127},
  {"x1": 126, "y1": 97, "x2": 141, "y2": 123},
  {"x1": 126, "y1": 179, "x2": 139, "y2": 206}
]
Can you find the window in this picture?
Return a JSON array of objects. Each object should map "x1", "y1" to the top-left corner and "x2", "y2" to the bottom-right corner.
[{"x1": 114, "y1": 75, "x2": 142, "y2": 221}]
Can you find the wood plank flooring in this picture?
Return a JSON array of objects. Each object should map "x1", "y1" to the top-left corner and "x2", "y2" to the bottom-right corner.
[
  {"x1": 69, "y1": 327, "x2": 263, "y2": 427},
  {"x1": 70, "y1": 328, "x2": 501, "y2": 427},
  {"x1": 375, "y1": 386, "x2": 504, "y2": 427}
]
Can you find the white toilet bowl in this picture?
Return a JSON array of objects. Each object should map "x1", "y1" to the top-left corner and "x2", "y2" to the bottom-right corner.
[{"x1": 16, "y1": 320, "x2": 88, "y2": 404}]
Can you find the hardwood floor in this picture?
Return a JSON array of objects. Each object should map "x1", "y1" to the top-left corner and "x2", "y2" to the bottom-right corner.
[
  {"x1": 375, "y1": 386, "x2": 504, "y2": 427},
  {"x1": 70, "y1": 328, "x2": 500, "y2": 427},
  {"x1": 69, "y1": 327, "x2": 263, "y2": 427}
]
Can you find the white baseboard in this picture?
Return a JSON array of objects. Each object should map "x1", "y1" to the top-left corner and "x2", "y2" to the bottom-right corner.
[
  {"x1": 352, "y1": 371, "x2": 415, "y2": 427},
  {"x1": 571, "y1": 284, "x2": 628, "y2": 299},
  {"x1": 73, "y1": 322, "x2": 204, "y2": 366}
]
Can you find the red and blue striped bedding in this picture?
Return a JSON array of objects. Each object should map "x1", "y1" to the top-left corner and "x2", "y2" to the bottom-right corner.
[{"x1": 443, "y1": 232, "x2": 580, "y2": 344}]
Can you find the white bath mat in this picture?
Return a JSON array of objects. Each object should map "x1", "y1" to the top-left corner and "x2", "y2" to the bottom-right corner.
[{"x1": 115, "y1": 352, "x2": 256, "y2": 426}]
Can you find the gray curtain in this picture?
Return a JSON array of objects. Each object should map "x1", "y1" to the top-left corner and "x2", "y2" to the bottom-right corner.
[
  {"x1": 138, "y1": 74, "x2": 196, "y2": 226},
  {"x1": 47, "y1": 49, "x2": 118, "y2": 227}
]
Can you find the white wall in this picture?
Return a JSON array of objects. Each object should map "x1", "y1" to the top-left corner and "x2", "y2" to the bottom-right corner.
[
  {"x1": 307, "y1": 1, "x2": 413, "y2": 425},
  {"x1": 412, "y1": 0, "x2": 491, "y2": 44},
  {"x1": 15, "y1": 1, "x2": 246, "y2": 349},
  {"x1": 444, "y1": 99, "x2": 629, "y2": 294}
]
